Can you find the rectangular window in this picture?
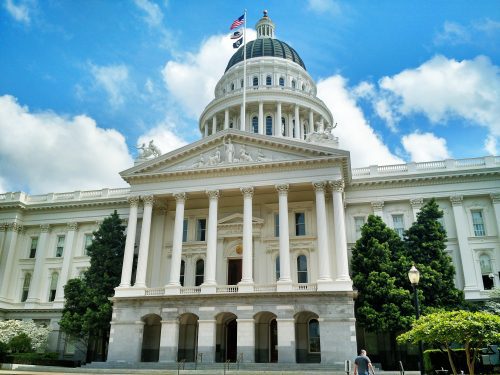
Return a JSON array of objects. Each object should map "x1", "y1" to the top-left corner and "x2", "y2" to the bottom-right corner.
[
  {"x1": 295, "y1": 212, "x2": 306, "y2": 236},
  {"x1": 354, "y1": 217, "x2": 365, "y2": 239},
  {"x1": 56, "y1": 236, "x2": 65, "y2": 257},
  {"x1": 392, "y1": 214, "x2": 405, "y2": 238},
  {"x1": 182, "y1": 219, "x2": 188, "y2": 242},
  {"x1": 471, "y1": 210, "x2": 486, "y2": 236},
  {"x1": 274, "y1": 213, "x2": 280, "y2": 237},
  {"x1": 84, "y1": 234, "x2": 93, "y2": 256},
  {"x1": 29, "y1": 237, "x2": 38, "y2": 258},
  {"x1": 196, "y1": 218, "x2": 207, "y2": 241}
]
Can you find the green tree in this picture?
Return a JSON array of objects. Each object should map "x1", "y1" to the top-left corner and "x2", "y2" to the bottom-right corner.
[
  {"x1": 401, "y1": 199, "x2": 465, "y2": 309},
  {"x1": 397, "y1": 310, "x2": 500, "y2": 375},
  {"x1": 59, "y1": 211, "x2": 126, "y2": 361}
]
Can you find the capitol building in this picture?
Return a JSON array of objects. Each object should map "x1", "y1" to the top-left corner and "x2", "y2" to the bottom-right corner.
[{"x1": 0, "y1": 12, "x2": 499, "y2": 366}]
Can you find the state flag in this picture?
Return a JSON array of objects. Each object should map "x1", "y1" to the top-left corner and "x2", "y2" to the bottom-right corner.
[
  {"x1": 230, "y1": 30, "x2": 243, "y2": 39},
  {"x1": 233, "y1": 38, "x2": 243, "y2": 48}
]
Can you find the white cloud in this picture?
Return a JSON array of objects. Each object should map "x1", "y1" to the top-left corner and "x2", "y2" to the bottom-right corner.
[
  {"x1": 317, "y1": 75, "x2": 403, "y2": 167},
  {"x1": 137, "y1": 120, "x2": 188, "y2": 157},
  {"x1": 4, "y1": 0, "x2": 31, "y2": 24},
  {"x1": 484, "y1": 134, "x2": 497, "y2": 155},
  {"x1": 162, "y1": 29, "x2": 256, "y2": 119},
  {"x1": 134, "y1": 0, "x2": 163, "y2": 28},
  {"x1": 434, "y1": 21, "x2": 470, "y2": 45},
  {"x1": 90, "y1": 63, "x2": 130, "y2": 108},
  {"x1": 378, "y1": 55, "x2": 500, "y2": 154},
  {"x1": 307, "y1": 0, "x2": 341, "y2": 16},
  {"x1": 401, "y1": 132, "x2": 451, "y2": 162},
  {"x1": 0, "y1": 95, "x2": 133, "y2": 194}
]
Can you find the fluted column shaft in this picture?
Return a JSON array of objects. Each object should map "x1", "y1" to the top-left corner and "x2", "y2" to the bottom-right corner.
[
  {"x1": 224, "y1": 109, "x2": 229, "y2": 129},
  {"x1": 134, "y1": 195, "x2": 154, "y2": 288},
  {"x1": 204, "y1": 190, "x2": 219, "y2": 285},
  {"x1": 331, "y1": 180, "x2": 350, "y2": 281},
  {"x1": 241, "y1": 187, "x2": 254, "y2": 284},
  {"x1": 204, "y1": 123, "x2": 208, "y2": 137},
  {"x1": 240, "y1": 104, "x2": 245, "y2": 131},
  {"x1": 212, "y1": 116, "x2": 217, "y2": 135},
  {"x1": 26, "y1": 224, "x2": 51, "y2": 302},
  {"x1": 120, "y1": 196, "x2": 140, "y2": 287},
  {"x1": 276, "y1": 102, "x2": 282, "y2": 137},
  {"x1": 258, "y1": 101, "x2": 264, "y2": 134},
  {"x1": 276, "y1": 184, "x2": 291, "y2": 283},
  {"x1": 55, "y1": 222, "x2": 78, "y2": 301},
  {"x1": 309, "y1": 109, "x2": 314, "y2": 134},
  {"x1": 168, "y1": 193, "x2": 186, "y2": 285},
  {"x1": 294, "y1": 105, "x2": 300, "y2": 139},
  {"x1": 313, "y1": 182, "x2": 332, "y2": 281}
]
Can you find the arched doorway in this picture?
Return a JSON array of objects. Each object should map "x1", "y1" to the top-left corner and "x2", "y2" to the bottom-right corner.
[
  {"x1": 141, "y1": 314, "x2": 161, "y2": 362},
  {"x1": 178, "y1": 313, "x2": 199, "y2": 362},
  {"x1": 254, "y1": 311, "x2": 278, "y2": 363},
  {"x1": 295, "y1": 311, "x2": 321, "y2": 363},
  {"x1": 215, "y1": 312, "x2": 238, "y2": 362}
]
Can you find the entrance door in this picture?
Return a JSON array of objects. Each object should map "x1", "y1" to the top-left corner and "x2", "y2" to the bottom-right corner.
[
  {"x1": 227, "y1": 259, "x2": 242, "y2": 285},
  {"x1": 270, "y1": 319, "x2": 278, "y2": 362},
  {"x1": 226, "y1": 319, "x2": 238, "y2": 362}
]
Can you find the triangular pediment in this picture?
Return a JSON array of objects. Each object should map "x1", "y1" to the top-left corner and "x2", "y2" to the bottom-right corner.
[{"x1": 121, "y1": 129, "x2": 350, "y2": 181}]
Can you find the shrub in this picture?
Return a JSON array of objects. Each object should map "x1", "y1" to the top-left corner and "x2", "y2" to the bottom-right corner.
[
  {"x1": 9, "y1": 333, "x2": 33, "y2": 353},
  {"x1": 0, "y1": 320, "x2": 50, "y2": 351}
]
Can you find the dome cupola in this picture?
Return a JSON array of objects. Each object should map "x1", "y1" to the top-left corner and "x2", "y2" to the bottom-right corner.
[{"x1": 256, "y1": 10, "x2": 275, "y2": 39}]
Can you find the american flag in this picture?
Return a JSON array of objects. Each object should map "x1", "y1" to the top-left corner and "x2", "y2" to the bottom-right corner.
[{"x1": 230, "y1": 14, "x2": 244, "y2": 30}]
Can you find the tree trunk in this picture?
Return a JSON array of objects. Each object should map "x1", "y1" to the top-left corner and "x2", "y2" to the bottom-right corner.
[
  {"x1": 446, "y1": 345, "x2": 458, "y2": 375},
  {"x1": 465, "y1": 344, "x2": 475, "y2": 375}
]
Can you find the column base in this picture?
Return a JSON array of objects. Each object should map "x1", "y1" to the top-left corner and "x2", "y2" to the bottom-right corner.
[
  {"x1": 52, "y1": 300, "x2": 65, "y2": 309},
  {"x1": 164, "y1": 284, "x2": 181, "y2": 295},
  {"x1": 332, "y1": 278, "x2": 353, "y2": 291},
  {"x1": 114, "y1": 286, "x2": 144, "y2": 297},
  {"x1": 201, "y1": 283, "x2": 217, "y2": 294},
  {"x1": 24, "y1": 299, "x2": 40, "y2": 309},
  {"x1": 276, "y1": 280, "x2": 293, "y2": 292},
  {"x1": 237, "y1": 281, "x2": 254, "y2": 293},
  {"x1": 316, "y1": 279, "x2": 335, "y2": 291}
]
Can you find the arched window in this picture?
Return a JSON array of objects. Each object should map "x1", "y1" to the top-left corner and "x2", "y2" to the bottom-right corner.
[
  {"x1": 291, "y1": 79, "x2": 296, "y2": 89},
  {"x1": 49, "y1": 272, "x2": 58, "y2": 302},
  {"x1": 252, "y1": 116, "x2": 258, "y2": 133},
  {"x1": 279, "y1": 77, "x2": 285, "y2": 87},
  {"x1": 265, "y1": 116, "x2": 273, "y2": 135},
  {"x1": 195, "y1": 259, "x2": 204, "y2": 286},
  {"x1": 231, "y1": 83, "x2": 235, "y2": 91},
  {"x1": 302, "y1": 84, "x2": 305, "y2": 91},
  {"x1": 180, "y1": 260, "x2": 185, "y2": 286},
  {"x1": 266, "y1": 75, "x2": 272, "y2": 86},
  {"x1": 275, "y1": 256, "x2": 280, "y2": 281},
  {"x1": 297, "y1": 255, "x2": 308, "y2": 283},
  {"x1": 480, "y1": 254, "x2": 494, "y2": 290},
  {"x1": 308, "y1": 319, "x2": 321, "y2": 353},
  {"x1": 229, "y1": 121, "x2": 234, "y2": 129},
  {"x1": 21, "y1": 273, "x2": 31, "y2": 302},
  {"x1": 253, "y1": 76, "x2": 259, "y2": 86}
]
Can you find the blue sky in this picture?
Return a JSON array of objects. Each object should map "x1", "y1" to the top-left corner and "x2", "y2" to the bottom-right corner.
[{"x1": 1, "y1": 0, "x2": 499, "y2": 194}]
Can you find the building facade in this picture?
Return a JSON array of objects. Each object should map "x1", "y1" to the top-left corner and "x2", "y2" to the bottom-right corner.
[{"x1": 0, "y1": 12, "x2": 499, "y2": 366}]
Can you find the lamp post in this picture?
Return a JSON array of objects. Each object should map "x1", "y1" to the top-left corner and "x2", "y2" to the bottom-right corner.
[{"x1": 408, "y1": 265, "x2": 424, "y2": 375}]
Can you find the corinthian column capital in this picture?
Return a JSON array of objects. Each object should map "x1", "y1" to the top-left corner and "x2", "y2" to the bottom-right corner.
[
  {"x1": 174, "y1": 192, "x2": 187, "y2": 203},
  {"x1": 127, "y1": 196, "x2": 140, "y2": 207},
  {"x1": 450, "y1": 195, "x2": 463, "y2": 206},
  {"x1": 312, "y1": 181, "x2": 327, "y2": 192},
  {"x1": 329, "y1": 179, "x2": 345, "y2": 192},
  {"x1": 206, "y1": 190, "x2": 220, "y2": 200},
  {"x1": 275, "y1": 184, "x2": 289, "y2": 195},
  {"x1": 142, "y1": 195, "x2": 155, "y2": 206},
  {"x1": 240, "y1": 187, "x2": 254, "y2": 198}
]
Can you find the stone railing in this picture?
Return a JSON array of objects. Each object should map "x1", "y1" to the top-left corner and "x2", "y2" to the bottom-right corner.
[
  {"x1": 0, "y1": 187, "x2": 131, "y2": 205},
  {"x1": 180, "y1": 287, "x2": 201, "y2": 295},
  {"x1": 145, "y1": 287, "x2": 166, "y2": 296},
  {"x1": 352, "y1": 156, "x2": 499, "y2": 179}
]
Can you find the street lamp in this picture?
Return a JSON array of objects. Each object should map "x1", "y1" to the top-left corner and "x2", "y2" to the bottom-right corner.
[{"x1": 408, "y1": 265, "x2": 424, "y2": 375}]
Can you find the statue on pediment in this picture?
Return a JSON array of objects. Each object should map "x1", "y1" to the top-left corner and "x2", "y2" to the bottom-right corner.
[
  {"x1": 137, "y1": 140, "x2": 161, "y2": 159},
  {"x1": 224, "y1": 137, "x2": 235, "y2": 163},
  {"x1": 238, "y1": 145, "x2": 253, "y2": 162},
  {"x1": 208, "y1": 148, "x2": 221, "y2": 166}
]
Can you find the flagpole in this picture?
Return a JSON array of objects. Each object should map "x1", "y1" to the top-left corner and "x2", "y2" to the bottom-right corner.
[{"x1": 241, "y1": 9, "x2": 247, "y2": 132}]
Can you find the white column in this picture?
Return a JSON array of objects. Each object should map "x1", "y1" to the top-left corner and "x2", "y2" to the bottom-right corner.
[
  {"x1": 239, "y1": 187, "x2": 254, "y2": 291},
  {"x1": 319, "y1": 117, "x2": 324, "y2": 132},
  {"x1": 258, "y1": 101, "x2": 264, "y2": 134},
  {"x1": 166, "y1": 193, "x2": 186, "y2": 294},
  {"x1": 204, "y1": 123, "x2": 208, "y2": 137},
  {"x1": 276, "y1": 102, "x2": 282, "y2": 137},
  {"x1": 202, "y1": 190, "x2": 219, "y2": 293},
  {"x1": 294, "y1": 105, "x2": 300, "y2": 139},
  {"x1": 276, "y1": 184, "x2": 292, "y2": 291},
  {"x1": 159, "y1": 319, "x2": 179, "y2": 362},
  {"x1": 119, "y1": 196, "x2": 140, "y2": 288},
  {"x1": 330, "y1": 180, "x2": 351, "y2": 286},
  {"x1": 0, "y1": 222, "x2": 22, "y2": 301},
  {"x1": 134, "y1": 195, "x2": 154, "y2": 289},
  {"x1": 26, "y1": 224, "x2": 51, "y2": 304},
  {"x1": 450, "y1": 195, "x2": 478, "y2": 291},
  {"x1": 313, "y1": 182, "x2": 333, "y2": 289},
  {"x1": 240, "y1": 104, "x2": 245, "y2": 131},
  {"x1": 224, "y1": 109, "x2": 229, "y2": 130},
  {"x1": 410, "y1": 198, "x2": 423, "y2": 221},
  {"x1": 197, "y1": 319, "x2": 216, "y2": 363},
  {"x1": 308, "y1": 109, "x2": 314, "y2": 135},
  {"x1": 236, "y1": 318, "x2": 255, "y2": 362},
  {"x1": 491, "y1": 193, "x2": 500, "y2": 237},
  {"x1": 212, "y1": 116, "x2": 217, "y2": 135},
  {"x1": 371, "y1": 201, "x2": 385, "y2": 222},
  {"x1": 54, "y1": 222, "x2": 78, "y2": 303}
]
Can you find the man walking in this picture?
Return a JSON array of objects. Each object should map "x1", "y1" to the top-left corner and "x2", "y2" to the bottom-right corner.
[{"x1": 354, "y1": 349, "x2": 375, "y2": 375}]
